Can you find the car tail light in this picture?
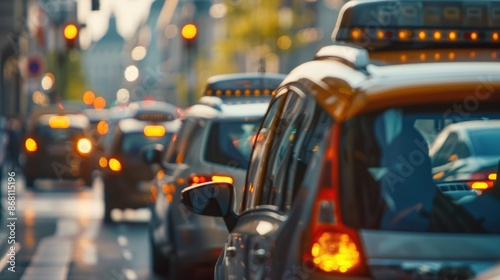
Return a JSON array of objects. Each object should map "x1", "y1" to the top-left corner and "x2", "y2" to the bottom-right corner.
[
  {"x1": 469, "y1": 170, "x2": 496, "y2": 190},
  {"x1": 188, "y1": 174, "x2": 234, "y2": 186},
  {"x1": 303, "y1": 125, "x2": 368, "y2": 276},
  {"x1": 25, "y1": 138, "x2": 37, "y2": 152},
  {"x1": 109, "y1": 158, "x2": 122, "y2": 172},
  {"x1": 77, "y1": 138, "x2": 92, "y2": 154},
  {"x1": 99, "y1": 157, "x2": 108, "y2": 168}
]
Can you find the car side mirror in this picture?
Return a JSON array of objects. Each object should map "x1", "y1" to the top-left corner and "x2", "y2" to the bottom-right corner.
[
  {"x1": 181, "y1": 181, "x2": 238, "y2": 232},
  {"x1": 142, "y1": 144, "x2": 164, "y2": 165}
]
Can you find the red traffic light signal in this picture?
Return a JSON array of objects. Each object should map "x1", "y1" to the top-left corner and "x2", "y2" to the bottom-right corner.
[
  {"x1": 181, "y1": 23, "x2": 198, "y2": 48},
  {"x1": 63, "y1": 23, "x2": 79, "y2": 49}
]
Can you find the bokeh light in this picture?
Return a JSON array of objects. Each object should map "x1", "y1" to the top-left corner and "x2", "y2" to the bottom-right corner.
[
  {"x1": 131, "y1": 46, "x2": 147, "y2": 61},
  {"x1": 41, "y1": 73, "x2": 55, "y2": 91},
  {"x1": 124, "y1": 65, "x2": 139, "y2": 82},
  {"x1": 93, "y1": 96, "x2": 106, "y2": 110}
]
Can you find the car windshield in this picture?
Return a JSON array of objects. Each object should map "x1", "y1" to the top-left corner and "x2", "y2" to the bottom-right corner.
[
  {"x1": 469, "y1": 128, "x2": 500, "y2": 156},
  {"x1": 205, "y1": 119, "x2": 261, "y2": 169},
  {"x1": 339, "y1": 102, "x2": 500, "y2": 234},
  {"x1": 121, "y1": 132, "x2": 173, "y2": 156},
  {"x1": 36, "y1": 125, "x2": 84, "y2": 142}
]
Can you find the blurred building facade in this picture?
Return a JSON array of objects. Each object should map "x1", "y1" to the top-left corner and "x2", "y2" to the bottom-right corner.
[
  {"x1": 0, "y1": 0, "x2": 28, "y2": 117},
  {"x1": 82, "y1": 15, "x2": 125, "y2": 104}
]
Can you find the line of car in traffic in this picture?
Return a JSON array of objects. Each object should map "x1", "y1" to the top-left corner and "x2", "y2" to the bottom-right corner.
[{"x1": 14, "y1": 0, "x2": 500, "y2": 279}]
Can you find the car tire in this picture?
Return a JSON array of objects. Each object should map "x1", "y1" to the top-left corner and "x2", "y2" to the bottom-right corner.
[
  {"x1": 84, "y1": 175, "x2": 92, "y2": 188},
  {"x1": 149, "y1": 230, "x2": 170, "y2": 275},
  {"x1": 25, "y1": 176, "x2": 35, "y2": 189},
  {"x1": 103, "y1": 197, "x2": 115, "y2": 223}
]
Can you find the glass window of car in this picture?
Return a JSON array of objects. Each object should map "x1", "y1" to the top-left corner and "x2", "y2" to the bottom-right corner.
[
  {"x1": 163, "y1": 118, "x2": 202, "y2": 164},
  {"x1": 339, "y1": 102, "x2": 500, "y2": 233},
  {"x1": 468, "y1": 128, "x2": 500, "y2": 156},
  {"x1": 243, "y1": 89, "x2": 307, "y2": 211},
  {"x1": 243, "y1": 93, "x2": 286, "y2": 210},
  {"x1": 35, "y1": 125, "x2": 84, "y2": 142},
  {"x1": 121, "y1": 132, "x2": 174, "y2": 157},
  {"x1": 282, "y1": 101, "x2": 334, "y2": 211},
  {"x1": 204, "y1": 119, "x2": 261, "y2": 169}
]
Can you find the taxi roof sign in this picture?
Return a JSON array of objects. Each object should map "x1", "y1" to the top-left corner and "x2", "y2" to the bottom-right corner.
[{"x1": 333, "y1": 0, "x2": 500, "y2": 49}]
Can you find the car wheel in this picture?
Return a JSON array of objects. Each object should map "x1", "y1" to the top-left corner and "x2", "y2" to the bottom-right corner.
[
  {"x1": 83, "y1": 175, "x2": 92, "y2": 187},
  {"x1": 149, "y1": 230, "x2": 170, "y2": 275},
  {"x1": 25, "y1": 176, "x2": 35, "y2": 189},
  {"x1": 103, "y1": 196, "x2": 116, "y2": 223}
]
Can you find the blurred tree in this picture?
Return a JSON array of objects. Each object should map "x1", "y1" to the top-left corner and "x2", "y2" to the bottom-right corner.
[
  {"x1": 212, "y1": 0, "x2": 317, "y2": 73},
  {"x1": 46, "y1": 50, "x2": 88, "y2": 101}
]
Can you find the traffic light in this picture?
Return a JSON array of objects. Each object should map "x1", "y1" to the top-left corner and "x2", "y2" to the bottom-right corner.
[
  {"x1": 181, "y1": 23, "x2": 198, "y2": 49},
  {"x1": 63, "y1": 23, "x2": 79, "y2": 49}
]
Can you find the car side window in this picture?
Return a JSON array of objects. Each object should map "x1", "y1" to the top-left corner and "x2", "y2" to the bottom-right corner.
[
  {"x1": 243, "y1": 93, "x2": 286, "y2": 210},
  {"x1": 243, "y1": 89, "x2": 307, "y2": 211},
  {"x1": 163, "y1": 118, "x2": 201, "y2": 164},
  {"x1": 282, "y1": 100, "x2": 334, "y2": 211},
  {"x1": 432, "y1": 132, "x2": 459, "y2": 167},
  {"x1": 261, "y1": 90, "x2": 306, "y2": 208}
]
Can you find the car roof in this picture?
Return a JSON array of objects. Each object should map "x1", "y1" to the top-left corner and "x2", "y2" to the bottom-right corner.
[
  {"x1": 282, "y1": 57, "x2": 500, "y2": 121},
  {"x1": 82, "y1": 109, "x2": 110, "y2": 122},
  {"x1": 205, "y1": 72, "x2": 286, "y2": 88},
  {"x1": 447, "y1": 120, "x2": 500, "y2": 133},
  {"x1": 185, "y1": 102, "x2": 270, "y2": 119},
  {"x1": 117, "y1": 118, "x2": 182, "y2": 134},
  {"x1": 37, "y1": 113, "x2": 89, "y2": 129}
]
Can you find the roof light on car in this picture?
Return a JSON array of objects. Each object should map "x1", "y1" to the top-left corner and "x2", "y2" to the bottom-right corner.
[
  {"x1": 205, "y1": 88, "x2": 277, "y2": 97},
  {"x1": 143, "y1": 125, "x2": 166, "y2": 137},
  {"x1": 77, "y1": 138, "x2": 92, "y2": 154},
  {"x1": 49, "y1": 115, "x2": 70, "y2": 129},
  {"x1": 25, "y1": 138, "x2": 37, "y2": 152},
  {"x1": 332, "y1": 0, "x2": 500, "y2": 49}
]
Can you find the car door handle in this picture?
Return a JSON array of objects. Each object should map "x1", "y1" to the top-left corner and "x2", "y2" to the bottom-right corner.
[
  {"x1": 252, "y1": 248, "x2": 268, "y2": 263},
  {"x1": 226, "y1": 245, "x2": 236, "y2": 257}
]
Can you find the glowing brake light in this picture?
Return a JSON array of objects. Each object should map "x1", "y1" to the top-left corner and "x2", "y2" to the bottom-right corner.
[
  {"x1": 25, "y1": 138, "x2": 38, "y2": 152},
  {"x1": 109, "y1": 158, "x2": 122, "y2": 172},
  {"x1": 304, "y1": 125, "x2": 367, "y2": 276},
  {"x1": 49, "y1": 116, "x2": 70, "y2": 128},
  {"x1": 77, "y1": 138, "x2": 92, "y2": 154},
  {"x1": 471, "y1": 182, "x2": 490, "y2": 190},
  {"x1": 311, "y1": 232, "x2": 360, "y2": 273},
  {"x1": 469, "y1": 171, "x2": 496, "y2": 189},
  {"x1": 143, "y1": 125, "x2": 166, "y2": 137},
  {"x1": 189, "y1": 174, "x2": 234, "y2": 186}
]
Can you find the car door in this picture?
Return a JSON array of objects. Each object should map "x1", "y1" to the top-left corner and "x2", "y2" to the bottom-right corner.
[{"x1": 219, "y1": 87, "x2": 309, "y2": 279}]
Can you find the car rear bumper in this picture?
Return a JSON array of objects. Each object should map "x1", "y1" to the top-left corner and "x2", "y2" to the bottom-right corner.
[
  {"x1": 24, "y1": 154, "x2": 92, "y2": 180},
  {"x1": 103, "y1": 174, "x2": 151, "y2": 209}
]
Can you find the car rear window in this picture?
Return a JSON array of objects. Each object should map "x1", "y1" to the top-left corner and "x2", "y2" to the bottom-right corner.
[
  {"x1": 121, "y1": 132, "x2": 173, "y2": 156},
  {"x1": 204, "y1": 119, "x2": 261, "y2": 169},
  {"x1": 339, "y1": 102, "x2": 500, "y2": 234},
  {"x1": 469, "y1": 128, "x2": 500, "y2": 156},
  {"x1": 36, "y1": 125, "x2": 84, "y2": 142}
]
